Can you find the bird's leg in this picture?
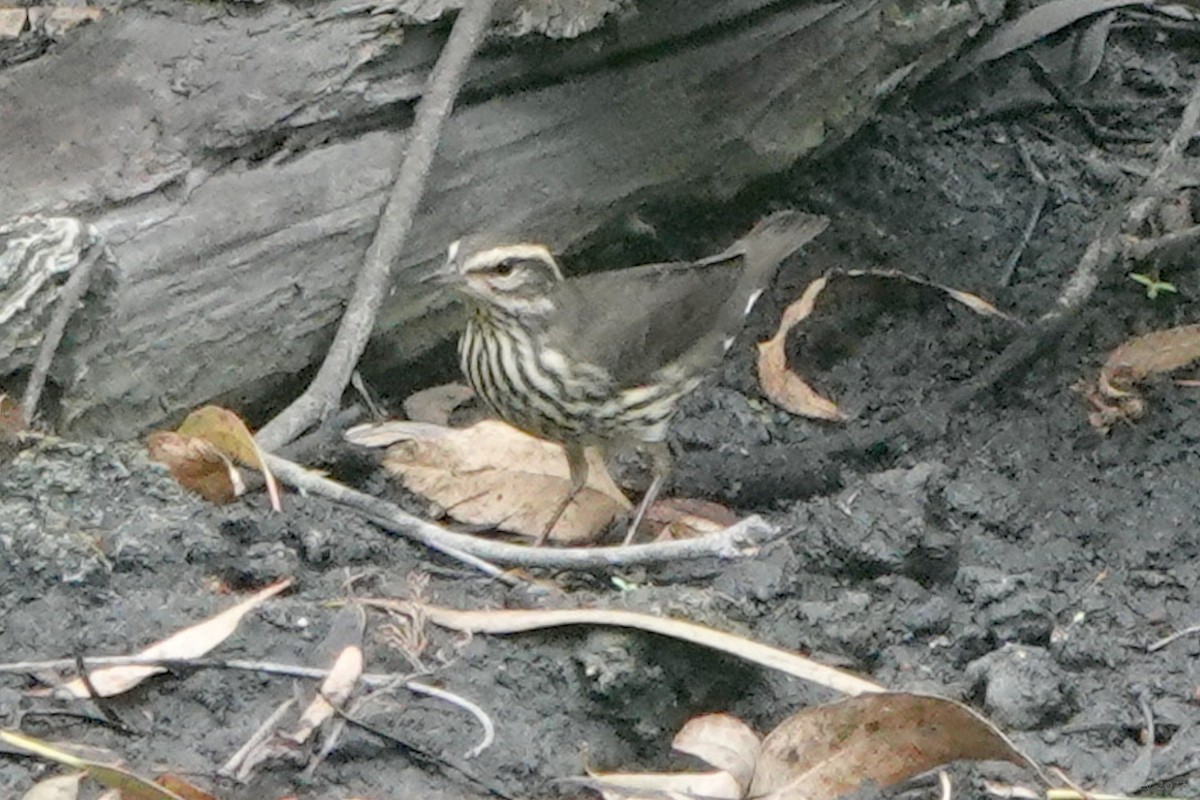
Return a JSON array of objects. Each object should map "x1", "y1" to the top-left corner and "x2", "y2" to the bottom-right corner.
[
  {"x1": 536, "y1": 442, "x2": 588, "y2": 546},
  {"x1": 623, "y1": 441, "x2": 671, "y2": 545}
]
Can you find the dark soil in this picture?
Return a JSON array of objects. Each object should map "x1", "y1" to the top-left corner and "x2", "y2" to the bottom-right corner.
[{"x1": 4, "y1": 24, "x2": 1200, "y2": 800}]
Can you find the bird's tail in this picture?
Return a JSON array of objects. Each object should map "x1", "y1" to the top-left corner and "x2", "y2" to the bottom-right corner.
[{"x1": 724, "y1": 209, "x2": 830, "y2": 278}]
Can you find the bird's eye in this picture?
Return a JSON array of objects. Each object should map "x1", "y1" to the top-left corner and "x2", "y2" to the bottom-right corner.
[{"x1": 492, "y1": 259, "x2": 517, "y2": 276}]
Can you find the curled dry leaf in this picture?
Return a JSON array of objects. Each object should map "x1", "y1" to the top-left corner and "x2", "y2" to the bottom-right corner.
[
  {"x1": 750, "y1": 693, "x2": 1045, "y2": 800},
  {"x1": 354, "y1": 419, "x2": 631, "y2": 544},
  {"x1": 148, "y1": 405, "x2": 281, "y2": 510},
  {"x1": 589, "y1": 714, "x2": 757, "y2": 800},
  {"x1": 51, "y1": 578, "x2": 292, "y2": 699},
  {"x1": 403, "y1": 382, "x2": 476, "y2": 425},
  {"x1": 757, "y1": 275, "x2": 846, "y2": 421},
  {"x1": 757, "y1": 270, "x2": 1015, "y2": 421},
  {"x1": 1084, "y1": 323, "x2": 1200, "y2": 432},
  {"x1": 147, "y1": 432, "x2": 243, "y2": 505}
]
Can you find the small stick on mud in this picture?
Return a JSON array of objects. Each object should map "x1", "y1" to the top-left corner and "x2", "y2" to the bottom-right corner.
[
  {"x1": 1146, "y1": 621, "x2": 1200, "y2": 652},
  {"x1": 263, "y1": 452, "x2": 783, "y2": 569},
  {"x1": 998, "y1": 130, "x2": 1049, "y2": 287}
]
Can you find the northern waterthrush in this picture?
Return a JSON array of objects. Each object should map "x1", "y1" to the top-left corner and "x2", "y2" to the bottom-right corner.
[{"x1": 432, "y1": 210, "x2": 829, "y2": 545}]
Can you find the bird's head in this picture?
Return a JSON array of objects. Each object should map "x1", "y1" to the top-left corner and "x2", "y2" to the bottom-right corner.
[{"x1": 434, "y1": 235, "x2": 565, "y2": 317}]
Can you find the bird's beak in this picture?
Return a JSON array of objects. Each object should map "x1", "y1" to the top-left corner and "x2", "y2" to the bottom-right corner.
[
  {"x1": 421, "y1": 240, "x2": 464, "y2": 288},
  {"x1": 420, "y1": 264, "x2": 459, "y2": 287}
]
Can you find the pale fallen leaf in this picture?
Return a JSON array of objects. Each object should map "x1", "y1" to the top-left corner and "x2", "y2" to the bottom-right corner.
[
  {"x1": 20, "y1": 773, "x2": 82, "y2": 800},
  {"x1": 587, "y1": 715, "x2": 759, "y2": 800},
  {"x1": 758, "y1": 269, "x2": 1015, "y2": 420},
  {"x1": 673, "y1": 713, "x2": 760, "y2": 791},
  {"x1": 51, "y1": 578, "x2": 292, "y2": 698},
  {"x1": 28, "y1": 6, "x2": 102, "y2": 37},
  {"x1": 0, "y1": 7, "x2": 27, "y2": 39},
  {"x1": 750, "y1": 693, "x2": 1046, "y2": 799},
  {"x1": 403, "y1": 382, "x2": 476, "y2": 425},
  {"x1": 0, "y1": 730, "x2": 187, "y2": 800},
  {"x1": 351, "y1": 419, "x2": 631, "y2": 544},
  {"x1": 368, "y1": 602, "x2": 884, "y2": 697}
]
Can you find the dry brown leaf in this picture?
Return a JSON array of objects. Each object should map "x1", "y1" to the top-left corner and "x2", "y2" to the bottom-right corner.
[
  {"x1": 403, "y1": 382, "x2": 476, "y2": 425},
  {"x1": 147, "y1": 431, "x2": 243, "y2": 505},
  {"x1": 1085, "y1": 323, "x2": 1200, "y2": 432},
  {"x1": 20, "y1": 773, "x2": 82, "y2": 800},
  {"x1": 1100, "y1": 323, "x2": 1200, "y2": 393},
  {"x1": 648, "y1": 498, "x2": 739, "y2": 541},
  {"x1": 758, "y1": 269, "x2": 1014, "y2": 420},
  {"x1": 52, "y1": 578, "x2": 292, "y2": 698},
  {"x1": 750, "y1": 693, "x2": 1045, "y2": 799},
  {"x1": 176, "y1": 405, "x2": 281, "y2": 511},
  {"x1": 0, "y1": 730, "x2": 188, "y2": 800},
  {"x1": 362, "y1": 420, "x2": 631, "y2": 544}
]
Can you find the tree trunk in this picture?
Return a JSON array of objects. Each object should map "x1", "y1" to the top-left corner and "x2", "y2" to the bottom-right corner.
[{"x1": 0, "y1": 0, "x2": 980, "y2": 437}]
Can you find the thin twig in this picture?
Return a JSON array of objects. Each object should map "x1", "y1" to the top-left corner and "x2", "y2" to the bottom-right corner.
[
  {"x1": 263, "y1": 451, "x2": 781, "y2": 569},
  {"x1": 21, "y1": 243, "x2": 104, "y2": 425},
  {"x1": 999, "y1": 131, "x2": 1049, "y2": 287},
  {"x1": 1146, "y1": 622, "x2": 1200, "y2": 652},
  {"x1": 256, "y1": 1, "x2": 498, "y2": 451},
  {"x1": 219, "y1": 697, "x2": 296, "y2": 778},
  {"x1": 406, "y1": 680, "x2": 495, "y2": 759},
  {"x1": 1049, "y1": 76, "x2": 1200, "y2": 319},
  {"x1": 325, "y1": 692, "x2": 516, "y2": 800}
]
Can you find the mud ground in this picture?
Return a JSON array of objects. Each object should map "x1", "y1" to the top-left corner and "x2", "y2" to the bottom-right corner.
[{"x1": 3, "y1": 24, "x2": 1200, "y2": 800}]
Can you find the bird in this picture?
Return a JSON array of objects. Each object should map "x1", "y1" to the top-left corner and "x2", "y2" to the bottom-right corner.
[{"x1": 431, "y1": 210, "x2": 829, "y2": 546}]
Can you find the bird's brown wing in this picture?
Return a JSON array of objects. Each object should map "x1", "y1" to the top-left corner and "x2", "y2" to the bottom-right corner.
[
  {"x1": 544, "y1": 255, "x2": 750, "y2": 387},
  {"x1": 543, "y1": 210, "x2": 829, "y2": 388}
]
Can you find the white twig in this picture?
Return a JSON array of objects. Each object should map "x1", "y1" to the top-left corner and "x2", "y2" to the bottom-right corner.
[
  {"x1": 263, "y1": 452, "x2": 781, "y2": 569},
  {"x1": 406, "y1": 680, "x2": 495, "y2": 758}
]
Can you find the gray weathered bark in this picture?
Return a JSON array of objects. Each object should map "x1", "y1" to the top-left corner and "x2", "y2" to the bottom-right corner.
[{"x1": 0, "y1": 0, "x2": 981, "y2": 438}]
